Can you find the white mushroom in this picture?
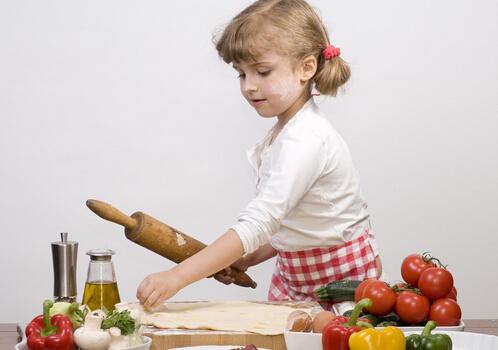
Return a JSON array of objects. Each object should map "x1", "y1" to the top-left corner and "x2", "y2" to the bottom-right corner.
[
  {"x1": 73, "y1": 313, "x2": 111, "y2": 350},
  {"x1": 107, "y1": 327, "x2": 130, "y2": 350}
]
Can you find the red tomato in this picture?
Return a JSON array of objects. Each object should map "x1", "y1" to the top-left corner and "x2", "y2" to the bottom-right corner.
[
  {"x1": 395, "y1": 291, "x2": 430, "y2": 324},
  {"x1": 400, "y1": 254, "x2": 435, "y2": 287},
  {"x1": 354, "y1": 279, "x2": 375, "y2": 303},
  {"x1": 446, "y1": 286, "x2": 457, "y2": 301},
  {"x1": 428, "y1": 298, "x2": 462, "y2": 326},
  {"x1": 418, "y1": 267, "x2": 454, "y2": 300},
  {"x1": 362, "y1": 280, "x2": 396, "y2": 316}
]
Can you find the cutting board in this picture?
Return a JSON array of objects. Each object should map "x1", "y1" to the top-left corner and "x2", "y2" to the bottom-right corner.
[{"x1": 141, "y1": 301, "x2": 323, "y2": 350}]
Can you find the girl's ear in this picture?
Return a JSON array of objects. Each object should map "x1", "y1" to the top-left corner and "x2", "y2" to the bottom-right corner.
[{"x1": 299, "y1": 56, "x2": 317, "y2": 82}]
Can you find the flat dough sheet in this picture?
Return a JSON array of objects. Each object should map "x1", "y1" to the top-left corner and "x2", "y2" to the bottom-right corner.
[{"x1": 139, "y1": 300, "x2": 311, "y2": 335}]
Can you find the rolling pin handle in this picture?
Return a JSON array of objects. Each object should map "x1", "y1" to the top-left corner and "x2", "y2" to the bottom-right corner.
[{"x1": 86, "y1": 199, "x2": 137, "y2": 230}]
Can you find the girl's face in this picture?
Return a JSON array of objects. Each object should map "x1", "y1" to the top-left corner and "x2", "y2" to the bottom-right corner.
[{"x1": 232, "y1": 51, "x2": 310, "y2": 123}]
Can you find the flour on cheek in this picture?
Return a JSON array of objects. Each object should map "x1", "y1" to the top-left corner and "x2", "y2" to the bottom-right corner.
[{"x1": 270, "y1": 75, "x2": 299, "y2": 101}]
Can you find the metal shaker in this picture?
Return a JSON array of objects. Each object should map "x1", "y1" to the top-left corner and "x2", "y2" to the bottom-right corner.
[{"x1": 51, "y1": 232, "x2": 78, "y2": 302}]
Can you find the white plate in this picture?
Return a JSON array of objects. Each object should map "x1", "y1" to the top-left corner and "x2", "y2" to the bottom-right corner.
[
  {"x1": 15, "y1": 336, "x2": 152, "y2": 350},
  {"x1": 169, "y1": 347, "x2": 270, "y2": 350},
  {"x1": 404, "y1": 330, "x2": 498, "y2": 349}
]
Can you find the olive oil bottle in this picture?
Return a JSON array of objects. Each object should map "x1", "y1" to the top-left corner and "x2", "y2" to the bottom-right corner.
[
  {"x1": 82, "y1": 280, "x2": 120, "y2": 311},
  {"x1": 82, "y1": 249, "x2": 121, "y2": 311}
]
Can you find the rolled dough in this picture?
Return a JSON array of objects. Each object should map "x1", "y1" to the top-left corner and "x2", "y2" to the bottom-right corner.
[{"x1": 138, "y1": 300, "x2": 311, "y2": 335}]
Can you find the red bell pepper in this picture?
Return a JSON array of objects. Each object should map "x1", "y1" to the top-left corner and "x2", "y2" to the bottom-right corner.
[
  {"x1": 26, "y1": 300, "x2": 75, "y2": 350},
  {"x1": 322, "y1": 298, "x2": 373, "y2": 350}
]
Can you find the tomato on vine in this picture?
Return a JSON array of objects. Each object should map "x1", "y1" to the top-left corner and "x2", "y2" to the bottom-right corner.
[
  {"x1": 362, "y1": 280, "x2": 396, "y2": 316},
  {"x1": 395, "y1": 291, "x2": 431, "y2": 324},
  {"x1": 354, "y1": 279, "x2": 375, "y2": 303},
  {"x1": 418, "y1": 267, "x2": 454, "y2": 300},
  {"x1": 446, "y1": 286, "x2": 458, "y2": 301},
  {"x1": 400, "y1": 253, "x2": 437, "y2": 287},
  {"x1": 428, "y1": 298, "x2": 462, "y2": 326}
]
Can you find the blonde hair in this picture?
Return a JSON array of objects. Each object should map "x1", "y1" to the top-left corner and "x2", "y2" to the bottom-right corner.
[{"x1": 213, "y1": 0, "x2": 350, "y2": 97}]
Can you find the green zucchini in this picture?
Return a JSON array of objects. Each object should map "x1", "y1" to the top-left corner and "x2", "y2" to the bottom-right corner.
[{"x1": 314, "y1": 280, "x2": 362, "y2": 302}]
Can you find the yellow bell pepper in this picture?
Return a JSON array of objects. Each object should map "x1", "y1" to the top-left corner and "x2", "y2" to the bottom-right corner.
[{"x1": 349, "y1": 326, "x2": 406, "y2": 350}]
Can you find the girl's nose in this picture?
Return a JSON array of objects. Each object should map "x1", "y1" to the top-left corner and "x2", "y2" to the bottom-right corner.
[{"x1": 242, "y1": 77, "x2": 257, "y2": 93}]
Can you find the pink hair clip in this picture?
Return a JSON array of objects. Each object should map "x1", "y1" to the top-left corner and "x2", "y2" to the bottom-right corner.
[{"x1": 323, "y1": 45, "x2": 341, "y2": 60}]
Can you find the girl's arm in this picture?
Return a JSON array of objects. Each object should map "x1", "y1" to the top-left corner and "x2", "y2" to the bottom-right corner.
[
  {"x1": 136, "y1": 228, "x2": 244, "y2": 308},
  {"x1": 214, "y1": 243, "x2": 277, "y2": 285},
  {"x1": 239, "y1": 243, "x2": 277, "y2": 270}
]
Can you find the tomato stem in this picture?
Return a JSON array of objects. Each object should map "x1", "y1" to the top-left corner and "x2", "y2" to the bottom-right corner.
[
  {"x1": 390, "y1": 282, "x2": 423, "y2": 295},
  {"x1": 421, "y1": 252, "x2": 448, "y2": 269}
]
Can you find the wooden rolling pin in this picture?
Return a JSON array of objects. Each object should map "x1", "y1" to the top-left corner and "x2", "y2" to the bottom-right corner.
[{"x1": 86, "y1": 199, "x2": 257, "y2": 289}]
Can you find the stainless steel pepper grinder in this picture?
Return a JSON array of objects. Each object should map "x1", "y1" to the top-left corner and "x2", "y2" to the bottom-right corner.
[{"x1": 51, "y1": 232, "x2": 78, "y2": 302}]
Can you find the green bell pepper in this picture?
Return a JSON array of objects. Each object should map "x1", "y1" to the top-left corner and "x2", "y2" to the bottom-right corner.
[{"x1": 406, "y1": 320, "x2": 452, "y2": 350}]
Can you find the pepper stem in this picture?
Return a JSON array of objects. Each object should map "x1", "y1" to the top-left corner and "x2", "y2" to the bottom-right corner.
[
  {"x1": 356, "y1": 321, "x2": 374, "y2": 330},
  {"x1": 40, "y1": 299, "x2": 57, "y2": 337},
  {"x1": 346, "y1": 298, "x2": 372, "y2": 327},
  {"x1": 421, "y1": 320, "x2": 437, "y2": 336}
]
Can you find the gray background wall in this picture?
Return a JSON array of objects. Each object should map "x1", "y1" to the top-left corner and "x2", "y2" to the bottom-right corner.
[{"x1": 2, "y1": 0, "x2": 497, "y2": 323}]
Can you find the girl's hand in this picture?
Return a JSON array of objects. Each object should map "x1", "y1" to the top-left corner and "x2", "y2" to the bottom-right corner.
[
  {"x1": 230, "y1": 256, "x2": 250, "y2": 272},
  {"x1": 213, "y1": 257, "x2": 250, "y2": 285},
  {"x1": 136, "y1": 270, "x2": 182, "y2": 308}
]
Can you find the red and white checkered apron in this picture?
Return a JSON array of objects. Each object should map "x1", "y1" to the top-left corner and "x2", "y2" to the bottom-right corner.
[{"x1": 268, "y1": 234, "x2": 378, "y2": 311}]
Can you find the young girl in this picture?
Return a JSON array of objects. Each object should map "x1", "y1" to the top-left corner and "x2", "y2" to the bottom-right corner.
[{"x1": 137, "y1": 0, "x2": 386, "y2": 310}]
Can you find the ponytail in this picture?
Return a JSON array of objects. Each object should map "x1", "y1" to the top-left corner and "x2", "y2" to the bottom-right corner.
[{"x1": 313, "y1": 51, "x2": 351, "y2": 97}]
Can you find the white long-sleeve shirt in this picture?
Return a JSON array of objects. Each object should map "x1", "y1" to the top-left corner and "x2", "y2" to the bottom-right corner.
[{"x1": 231, "y1": 99, "x2": 380, "y2": 256}]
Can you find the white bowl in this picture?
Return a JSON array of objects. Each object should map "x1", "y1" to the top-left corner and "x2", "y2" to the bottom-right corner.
[
  {"x1": 285, "y1": 330, "x2": 498, "y2": 350},
  {"x1": 284, "y1": 322, "x2": 466, "y2": 350},
  {"x1": 15, "y1": 336, "x2": 152, "y2": 350}
]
